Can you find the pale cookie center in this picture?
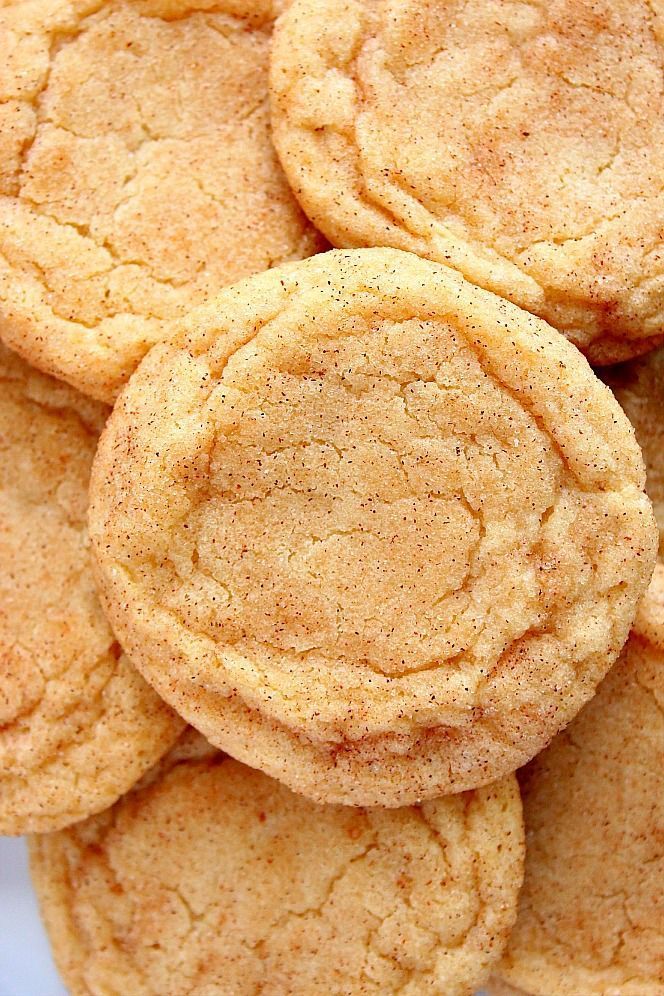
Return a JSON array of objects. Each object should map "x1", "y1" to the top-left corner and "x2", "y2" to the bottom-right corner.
[
  {"x1": 356, "y1": 0, "x2": 663, "y2": 255},
  {"x1": 0, "y1": 381, "x2": 118, "y2": 773},
  {"x1": 3, "y1": 2, "x2": 306, "y2": 325},
  {"x1": 162, "y1": 319, "x2": 563, "y2": 680},
  {"x1": 509, "y1": 634, "x2": 664, "y2": 985},
  {"x1": 282, "y1": 0, "x2": 664, "y2": 346},
  {"x1": 66, "y1": 759, "x2": 495, "y2": 993}
]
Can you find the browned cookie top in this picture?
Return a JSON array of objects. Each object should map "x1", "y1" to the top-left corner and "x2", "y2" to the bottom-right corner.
[
  {"x1": 271, "y1": 0, "x2": 664, "y2": 363},
  {"x1": 30, "y1": 731, "x2": 524, "y2": 996},
  {"x1": 89, "y1": 248, "x2": 657, "y2": 806},
  {"x1": 0, "y1": 0, "x2": 323, "y2": 401},
  {"x1": 495, "y1": 565, "x2": 664, "y2": 996},
  {"x1": 0, "y1": 343, "x2": 183, "y2": 834}
]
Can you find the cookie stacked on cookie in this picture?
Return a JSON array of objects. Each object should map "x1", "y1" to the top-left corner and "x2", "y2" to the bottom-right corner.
[
  {"x1": 489, "y1": 565, "x2": 664, "y2": 996},
  {"x1": 270, "y1": 0, "x2": 664, "y2": 364},
  {"x1": 0, "y1": 343, "x2": 184, "y2": 835},
  {"x1": 30, "y1": 734, "x2": 524, "y2": 996},
  {"x1": 0, "y1": 0, "x2": 662, "y2": 993},
  {"x1": 89, "y1": 248, "x2": 656, "y2": 807},
  {"x1": 0, "y1": 0, "x2": 324, "y2": 401}
]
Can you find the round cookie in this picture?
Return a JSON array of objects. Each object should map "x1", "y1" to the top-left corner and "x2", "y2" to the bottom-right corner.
[
  {"x1": 491, "y1": 564, "x2": 664, "y2": 996},
  {"x1": 270, "y1": 0, "x2": 664, "y2": 364},
  {"x1": 0, "y1": 343, "x2": 183, "y2": 834},
  {"x1": 89, "y1": 248, "x2": 657, "y2": 806},
  {"x1": 0, "y1": 0, "x2": 323, "y2": 403},
  {"x1": 602, "y1": 345, "x2": 664, "y2": 558},
  {"x1": 29, "y1": 731, "x2": 525, "y2": 996},
  {"x1": 90, "y1": 249, "x2": 657, "y2": 805}
]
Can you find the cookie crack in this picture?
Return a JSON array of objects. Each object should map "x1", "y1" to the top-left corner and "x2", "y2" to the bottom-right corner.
[{"x1": 282, "y1": 1, "x2": 664, "y2": 349}]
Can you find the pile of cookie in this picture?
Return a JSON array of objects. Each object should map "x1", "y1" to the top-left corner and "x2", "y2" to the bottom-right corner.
[{"x1": 1, "y1": 1, "x2": 662, "y2": 994}]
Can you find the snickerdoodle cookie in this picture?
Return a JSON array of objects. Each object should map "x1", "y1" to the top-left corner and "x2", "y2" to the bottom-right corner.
[
  {"x1": 0, "y1": 0, "x2": 323, "y2": 403},
  {"x1": 89, "y1": 248, "x2": 657, "y2": 807},
  {"x1": 29, "y1": 731, "x2": 524, "y2": 996},
  {"x1": 0, "y1": 343, "x2": 183, "y2": 834},
  {"x1": 271, "y1": 0, "x2": 664, "y2": 364},
  {"x1": 491, "y1": 564, "x2": 664, "y2": 996},
  {"x1": 603, "y1": 345, "x2": 664, "y2": 557}
]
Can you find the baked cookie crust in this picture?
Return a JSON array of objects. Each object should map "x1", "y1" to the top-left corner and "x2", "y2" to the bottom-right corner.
[
  {"x1": 602, "y1": 345, "x2": 664, "y2": 558},
  {"x1": 0, "y1": 0, "x2": 323, "y2": 402},
  {"x1": 271, "y1": 0, "x2": 664, "y2": 363},
  {"x1": 0, "y1": 343, "x2": 183, "y2": 834},
  {"x1": 90, "y1": 247, "x2": 657, "y2": 806},
  {"x1": 30, "y1": 732, "x2": 524, "y2": 996},
  {"x1": 493, "y1": 565, "x2": 664, "y2": 996}
]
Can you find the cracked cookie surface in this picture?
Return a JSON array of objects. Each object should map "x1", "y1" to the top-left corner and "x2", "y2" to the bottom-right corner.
[
  {"x1": 491, "y1": 564, "x2": 664, "y2": 996},
  {"x1": 602, "y1": 345, "x2": 664, "y2": 558},
  {"x1": 0, "y1": 343, "x2": 183, "y2": 834},
  {"x1": 0, "y1": 0, "x2": 323, "y2": 403},
  {"x1": 89, "y1": 248, "x2": 657, "y2": 806},
  {"x1": 271, "y1": 0, "x2": 664, "y2": 364},
  {"x1": 29, "y1": 730, "x2": 524, "y2": 996}
]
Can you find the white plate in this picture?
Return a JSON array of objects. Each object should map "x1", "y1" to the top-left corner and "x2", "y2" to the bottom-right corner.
[{"x1": 0, "y1": 837, "x2": 66, "y2": 996}]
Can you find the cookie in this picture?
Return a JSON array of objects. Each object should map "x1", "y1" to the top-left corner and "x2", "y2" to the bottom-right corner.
[
  {"x1": 270, "y1": 0, "x2": 664, "y2": 364},
  {"x1": 491, "y1": 564, "x2": 664, "y2": 996},
  {"x1": 29, "y1": 731, "x2": 524, "y2": 996},
  {"x1": 89, "y1": 247, "x2": 657, "y2": 806},
  {"x1": 0, "y1": 343, "x2": 183, "y2": 834},
  {"x1": 0, "y1": 0, "x2": 323, "y2": 403},
  {"x1": 602, "y1": 345, "x2": 664, "y2": 557}
]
